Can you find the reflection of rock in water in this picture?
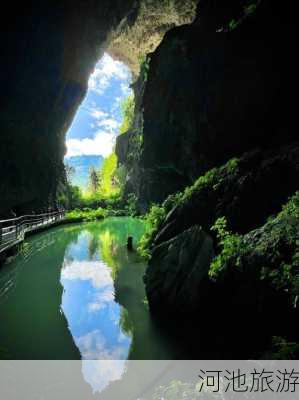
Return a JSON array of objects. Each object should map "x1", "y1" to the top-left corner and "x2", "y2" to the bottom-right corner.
[
  {"x1": 87, "y1": 235, "x2": 99, "y2": 260},
  {"x1": 113, "y1": 248, "x2": 180, "y2": 360},
  {"x1": 0, "y1": 226, "x2": 81, "y2": 306},
  {"x1": 0, "y1": 225, "x2": 83, "y2": 359}
]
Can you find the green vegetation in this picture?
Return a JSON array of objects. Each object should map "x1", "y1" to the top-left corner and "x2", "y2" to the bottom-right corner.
[
  {"x1": 178, "y1": 158, "x2": 239, "y2": 205},
  {"x1": 88, "y1": 166, "x2": 100, "y2": 193},
  {"x1": 140, "y1": 54, "x2": 151, "y2": 85},
  {"x1": 99, "y1": 153, "x2": 119, "y2": 197},
  {"x1": 258, "y1": 192, "x2": 299, "y2": 293},
  {"x1": 209, "y1": 192, "x2": 299, "y2": 297},
  {"x1": 120, "y1": 94, "x2": 135, "y2": 134},
  {"x1": 228, "y1": 1, "x2": 260, "y2": 31},
  {"x1": 209, "y1": 217, "x2": 243, "y2": 278},
  {"x1": 245, "y1": 3, "x2": 258, "y2": 16},
  {"x1": 138, "y1": 158, "x2": 240, "y2": 257},
  {"x1": 65, "y1": 94, "x2": 136, "y2": 207},
  {"x1": 66, "y1": 208, "x2": 107, "y2": 222},
  {"x1": 266, "y1": 336, "x2": 299, "y2": 360},
  {"x1": 124, "y1": 193, "x2": 138, "y2": 217},
  {"x1": 138, "y1": 204, "x2": 166, "y2": 259},
  {"x1": 58, "y1": 182, "x2": 83, "y2": 210}
]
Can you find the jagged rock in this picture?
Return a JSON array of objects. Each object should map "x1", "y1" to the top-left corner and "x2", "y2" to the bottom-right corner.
[
  {"x1": 144, "y1": 225, "x2": 214, "y2": 312},
  {"x1": 154, "y1": 144, "x2": 299, "y2": 246},
  {"x1": 145, "y1": 192, "x2": 299, "y2": 358}
]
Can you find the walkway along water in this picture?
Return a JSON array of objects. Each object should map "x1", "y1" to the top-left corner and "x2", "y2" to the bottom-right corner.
[{"x1": 0, "y1": 211, "x2": 65, "y2": 256}]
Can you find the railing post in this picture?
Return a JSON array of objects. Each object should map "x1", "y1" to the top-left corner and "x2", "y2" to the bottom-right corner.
[{"x1": 0, "y1": 222, "x2": 2, "y2": 245}]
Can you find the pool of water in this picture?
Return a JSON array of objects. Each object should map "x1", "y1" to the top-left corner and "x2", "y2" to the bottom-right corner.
[{"x1": 0, "y1": 217, "x2": 177, "y2": 361}]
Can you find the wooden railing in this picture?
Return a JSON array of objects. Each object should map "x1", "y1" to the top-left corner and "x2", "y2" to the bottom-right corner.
[{"x1": 0, "y1": 211, "x2": 65, "y2": 254}]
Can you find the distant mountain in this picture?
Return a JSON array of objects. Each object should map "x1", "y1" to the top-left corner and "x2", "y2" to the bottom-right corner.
[{"x1": 64, "y1": 155, "x2": 103, "y2": 189}]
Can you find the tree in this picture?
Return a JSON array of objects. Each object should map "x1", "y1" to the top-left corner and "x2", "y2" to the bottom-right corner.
[
  {"x1": 65, "y1": 164, "x2": 75, "y2": 182},
  {"x1": 88, "y1": 166, "x2": 100, "y2": 193},
  {"x1": 98, "y1": 153, "x2": 118, "y2": 197}
]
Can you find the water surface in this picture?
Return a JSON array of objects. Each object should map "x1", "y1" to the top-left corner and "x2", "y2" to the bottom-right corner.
[{"x1": 0, "y1": 217, "x2": 177, "y2": 362}]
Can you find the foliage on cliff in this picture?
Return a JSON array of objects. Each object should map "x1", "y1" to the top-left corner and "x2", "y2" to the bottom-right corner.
[
  {"x1": 120, "y1": 94, "x2": 135, "y2": 134},
  {"x1": 137, "y1": 191, "x2": 184, "y2": 258},
  {"x1": 138, "y1": 158, "x2": 240, "y2": 257},
  {"x1": 210, "y1": 192, "x2": 299, "y2": 301}
]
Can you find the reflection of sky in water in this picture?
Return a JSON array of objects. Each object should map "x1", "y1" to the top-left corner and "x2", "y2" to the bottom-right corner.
[
  {"x1": 60, "y1": 231, "x2": 131, "y2": 360},
  {"x1": 60, "y1": 229, "x2": 131, "y2": 392},
  {"x1": 57, "y1": 219, "x2": 148, "y2": 392},
  {"x1": 81, "y1": 360, "x2": 127, "y2": 394}
]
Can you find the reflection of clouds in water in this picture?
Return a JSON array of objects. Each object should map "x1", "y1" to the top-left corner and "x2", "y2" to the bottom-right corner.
[
  {"x1": 76, "y1": 329, "x2": 128, "y2": 360},
  {"x1": 82, "y1": 359, "x2": 127, "y2": 394},
  {"x1": 87, "y1": 289, "x2": 114, "y2": 313},
  {"x1": 61, "y1": 260, "x2": 113, "y2": 289}
]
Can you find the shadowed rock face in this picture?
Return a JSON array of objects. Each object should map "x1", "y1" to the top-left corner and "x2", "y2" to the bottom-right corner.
[
  {"x1": 120, "y1": 0, "x2": 297, "y2": 209},
  {"x1": 0, "y1": 0, "x2": 199, "y2": 217},
  {"x1": 0, "y1": 0, "x2": 137, "y2": 216},
  {"x1": 145, "y1": 225, "x2": 214, "y2": 312},
  {"x1": 144, "y1": 147, "x2": 299, "y2": 358},
  {"x1": 154, "y1": 144, "x2": 299, "y2": 247}
]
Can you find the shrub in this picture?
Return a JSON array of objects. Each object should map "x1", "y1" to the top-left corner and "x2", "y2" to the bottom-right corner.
[
  {"x1": 125, "y1": 193, "x2": 138, "y2": 217},
  {"x1": 209, "y1": 217, "x2": 244, "y2": 278},
  {"x1": 137, "y1": 157, "x2": 240, "y2": 257},
  {"x1": 209, "y1": 192, "x2": 299, "y2": 298},
  {"x1": 66, "y1": 207, "x2": 107, "y2": 222},
  {"x1": 138, "y1": 204, "x2": 166, "y2": 259}
]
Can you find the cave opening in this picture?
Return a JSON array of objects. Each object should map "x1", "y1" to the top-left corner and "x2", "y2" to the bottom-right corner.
[
  {"x1": 0, "y1": 0, "x2": 298, "y2": 374},
  {"x1": 63, "y1": 53, "x2": 133, "y2": 205}
]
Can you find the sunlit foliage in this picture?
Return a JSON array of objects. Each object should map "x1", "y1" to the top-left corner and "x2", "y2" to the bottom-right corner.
[
  {"x1": 66, "y1": 207, "x2": 107, "y2": 222},
  {"x1": 99, "y1": 153, "x2": 119, "y2": 197},
  {"x1": 120, "y1": 94, "x2": 135, "y2": 135}
]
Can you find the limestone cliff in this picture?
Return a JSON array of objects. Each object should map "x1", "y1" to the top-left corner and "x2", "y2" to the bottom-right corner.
[
  {"x1": 117, "y1": 0, "x2": 297, "y2": 211},
  {"x1": 0, "y1": 0, "x2": 139, "y2": 216},
  {"x1": 0, "y1": 0, "x2": 199, "y2": 217}
]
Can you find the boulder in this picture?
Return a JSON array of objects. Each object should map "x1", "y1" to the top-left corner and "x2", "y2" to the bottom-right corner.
[
  {"x1": 145, "y1": 225, "x2": 214, "y2": 313},
  {"x1": 154, "y1": 144, "x2": 299, "y2": 246}
]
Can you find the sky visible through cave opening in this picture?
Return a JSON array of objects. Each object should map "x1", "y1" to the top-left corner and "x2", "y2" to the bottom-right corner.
[{"x1": 64, "y1": 53, "x2": 132, "y2": 187}]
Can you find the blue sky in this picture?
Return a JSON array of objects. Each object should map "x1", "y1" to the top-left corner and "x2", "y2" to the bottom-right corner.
[{"x1": 65, "y1": 53, "x2": 132, "y2": 158}]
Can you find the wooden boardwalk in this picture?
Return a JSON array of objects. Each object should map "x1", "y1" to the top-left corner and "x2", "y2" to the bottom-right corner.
[{"x1": 0, "y1": 211, "x2": 65, "y2": 255}]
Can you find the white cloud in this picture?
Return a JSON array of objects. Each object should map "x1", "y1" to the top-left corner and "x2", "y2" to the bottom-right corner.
[
  {"x1": 97, "y1": 118, "x2": 120, "y2": 132},
  {"x1": 89, "y1": 53, "x2": 131, "y2": 95},
  {"x1": 66, "y1": 131, "x2": 116, "y2": 158},
  {"x1": 61, "y1": 260, "x2": 113, "y2": 288},
  {"x1": 89, "y1": 108, "x2": 108, "y2": 120}
]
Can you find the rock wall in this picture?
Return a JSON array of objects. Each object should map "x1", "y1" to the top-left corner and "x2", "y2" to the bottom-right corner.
[
  {"x1": 0, "y1": 0, "x2": 200, "y2": 217},
  {"x1": 119, "y1": 0, "x2": 297, "y2": 210},
  {"x1": 0, "y1": 0, "x2": 137, "y2": 216},
  {"x1": 144, "y1": 145, "x2": 299, "y2": 358}
]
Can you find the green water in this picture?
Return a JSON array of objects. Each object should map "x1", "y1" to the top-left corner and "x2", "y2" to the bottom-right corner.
[{"x1": 0, "y1": 217, "x2": 177, "y2": 360}]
